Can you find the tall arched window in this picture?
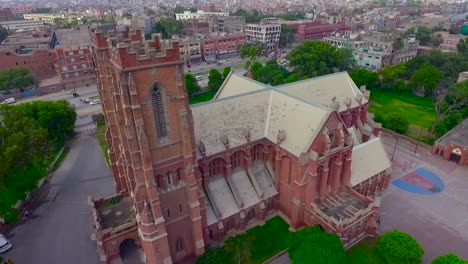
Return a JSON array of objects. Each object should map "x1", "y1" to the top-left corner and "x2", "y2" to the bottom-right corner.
[
  {"x1": 231, "y1": 151, "x2": 245, "y2": 169},
  {"x1": 175, "y1": 236, "x2": 184, "y2": 252},
  {"x1": 152, "y1": 86, "x2": 167, "y2": 138},
  {"x1": 209, "y1": 158, "x2": 226, "y2": 177},
  {"x1": 252, "y1": 144, "x2": 264, "y2": 161}
]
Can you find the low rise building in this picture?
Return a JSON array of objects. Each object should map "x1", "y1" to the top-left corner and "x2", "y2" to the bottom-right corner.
[
  {"x1": 0, "y1": 7, "x2": 15, "y2": 22},
  {"x1": 179, "y1": 38, "x2": 203, "y2": 63},
  {"x1": 0, "y1": 20, "x2": 46, "y2": 31},
  {"x1": 283, "y1": 20, "x2": 347, "y2": 41},
  {"x1": 245, "y1": 19, "x2": 280, "y2": 52},
  {"x1": 215, "y1": 16, "x2": 245, "y2": 33},
  {"x1": 0, "y1": 27, "x2": 57, "y2": 51},
  {"x1": 0, "y1": 48, "x2": 56, "y2": 80},
  {"x1": 434, "y1": 31, "x2": 465, "y2": 51},
  {"x1": 202, "y1": 33, "x2": 246, "y2": 61},
  {"x1": 175, "y1": 10, "x2": 229, "y2": 21},
  {"x1": 183, "y1": 19, "x2": 210, "y2": 37},
  {"x1": 433, "y1": 119, "x2": 468, "y2": 166},
  {"x1": 55, "y1": 45, "x2": 95, "y2": 88}
]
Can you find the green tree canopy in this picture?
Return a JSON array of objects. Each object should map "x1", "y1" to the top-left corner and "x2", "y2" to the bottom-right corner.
[
  {"x1": 208, "y1": 69, "x2": 224, "y2": 92},
  {"x1": 383, "y1": 113, "x2": 409, "y2": 134},
  {"x1": 288, "y1": 226, "x2": 346, "y2": 264},
  {"x1": 457, "y1": 38, "x2": 468, "y2": 57},
  {"x1": 0, "y1": 25, "x2": 8, "y2": 43},
  {"x1": 376, "y1": 230, "x2": 424, "y2": 264},
  {"x1": 286, "y1": 41, "x2": 355, "y2": 78},
  {"x1": 0, "y1": 67, "x2": 35, "y2": 91},
  {"x1": 184, "y1": 74, "x2": 200, "y2": 96},
  {"x1": 410, "y1": 63, "x2": 442, "y2": 96},
  {"x1": 222, "y1": 66, "x2": 231, "y2": 79},
  {"x1": 153, "y1": 18, "x2": 184, "y2": 39},
  {"x1": 431, "y1": 253, "x2": 466, "y2": 264},
  {"x1": 250, "y1": 61, "x2": 264, "y2": 79},
  {"x1": 279, "y1": 24, "x2": 296, "y2": 48},
  {"x1": 224, "y1": 234, "x2": 249, "y2": 264},
  {"x1": 255, "y1": 63, "x2": 290, "y2": 86},
  {"x1": 349, "y1": 68, "x2": 378, "y2": 89},
  {"x1": 240, "y1": 43, "x2": 267, "y2": 69},
  {"x1": 174, "y1": 5, "x2": 186, "y2": 14},
  {"x1": 144, "y1": 7, "x2": 155, "y2": 16},
  {"x1": 407, "y1": 26, "x2": 432, "y2": 45}
]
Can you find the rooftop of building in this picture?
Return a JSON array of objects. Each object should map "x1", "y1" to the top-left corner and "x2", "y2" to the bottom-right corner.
[
  {"x1": 317, "y1": 192, "x2": 367, "y2": 221},
  {"x1": 55, "y1": 26, "x2": 92, "y2": 47},
  {"x1": 435, "y1": 118, "x2": 468, "y2": 148},
  {"x1": 1, "y1": 28, "x2": 54, "y2": 46},
  {"x1": 96, "y1": 196, "x2": 135, "y2": 229}
]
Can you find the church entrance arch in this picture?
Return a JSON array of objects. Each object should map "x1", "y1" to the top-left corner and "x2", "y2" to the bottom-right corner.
[
  {"x1": 119, "y1": 238, "x2": 141, "y2": 263},
  {"x1": 449, "y1": 148, "x2": 462, "y2": 163}
]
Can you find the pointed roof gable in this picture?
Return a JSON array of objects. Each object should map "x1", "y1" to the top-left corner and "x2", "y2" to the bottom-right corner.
[{"x1": 214, "y1": 71, "x2": 268, "y2": 99}]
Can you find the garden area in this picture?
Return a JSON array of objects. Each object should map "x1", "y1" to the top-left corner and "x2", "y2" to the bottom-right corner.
[{"x1": 369, "y1": 89, "x2": 436, "y2": 140}]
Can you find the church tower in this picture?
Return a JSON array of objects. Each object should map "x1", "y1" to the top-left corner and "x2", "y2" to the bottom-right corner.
[{"x1": 90, "y1": 26, "x2": 205, "y2": 263}]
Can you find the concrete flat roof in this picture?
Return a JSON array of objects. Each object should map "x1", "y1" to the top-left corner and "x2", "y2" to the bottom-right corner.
[{"x1": 435, "y1": 119, "x2": 468, "y2": 148}]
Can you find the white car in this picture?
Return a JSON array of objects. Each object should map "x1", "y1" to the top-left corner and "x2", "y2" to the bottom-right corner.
[
  {"x1": 1, "y1": 98, "x2": 15, "y2": 105},
  {"x1": 0, "y1": 234, "x2": 12, "y2": 253},
  {"x1": 90, "y1": 100, "x2": 101, "y2": 105},
  {"x1": 195, "y1": 75, "x2": 203, "y2": 81}
]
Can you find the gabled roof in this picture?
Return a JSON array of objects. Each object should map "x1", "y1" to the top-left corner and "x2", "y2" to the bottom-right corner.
[
  {"x1": 350, "y1": 137, "x2": 392, "y2": 186},
  {"x1": 191, "y1": 89, "x2": 330, "y2": 157},
  {"x1": 214, "y1": 71, "x2": 267, "y2": 99}
]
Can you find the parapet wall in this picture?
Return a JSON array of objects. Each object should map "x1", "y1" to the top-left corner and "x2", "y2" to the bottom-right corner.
[{"x1": 91, "y1": 26, "x2": 181, "y2": 70}]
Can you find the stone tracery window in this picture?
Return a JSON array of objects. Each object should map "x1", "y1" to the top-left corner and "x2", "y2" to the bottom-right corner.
[{"x1": 151, "y1": 86, "x2": 167, "y2": 138}]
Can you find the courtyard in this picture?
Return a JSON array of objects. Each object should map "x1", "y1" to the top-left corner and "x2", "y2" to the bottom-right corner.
[{"x1": 378, "y1": 133, "x2": 468, "y2": 263}]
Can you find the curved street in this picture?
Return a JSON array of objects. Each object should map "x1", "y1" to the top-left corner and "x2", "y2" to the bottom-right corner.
[{"x1": 2, "y1": 135, "x2": 115, "y2": 264}]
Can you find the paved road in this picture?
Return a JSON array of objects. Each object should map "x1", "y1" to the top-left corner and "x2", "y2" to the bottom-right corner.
[
  {"x1": 15, "y1": 84, "x2": 101, "y2": 117},
  {"x1": 2, "y1": 135, "x2": 116, "y2": 264}
]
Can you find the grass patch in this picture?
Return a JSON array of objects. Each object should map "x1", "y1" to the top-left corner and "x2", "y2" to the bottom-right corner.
[
  {"x1": 347, "y1": 238, "x2": 386, "y2": 264},
  {"x1": 95, "y1": 121, "x2": 109, "y2": 165},
  {"x1": 189, "y1": 91, "x2": 216, "y2": 105},
  {"x1": 50, "y1": 146, "x2": 70, "y2": 173},
  {"x1": 89, "y1": 95, "x2": 100, "y2": 100},
  {"x1": 369, "y1": 90, "x2": 436, "y2": 129}
]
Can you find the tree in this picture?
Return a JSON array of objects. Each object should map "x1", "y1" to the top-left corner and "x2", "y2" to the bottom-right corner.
[
  {"x1": 431, "y1": 253, "x2": 466, "y2": 264},
  {"x1": 208, "y1": 69, "x2": 224, "y2": 92},
  {"x1": 288, "y1": 226, "x2": 346, "y2": 264},
  {"x1": 144, "y1": 7, "x2": 155, "y2": 16},
  {"x1": 189, "y1": 7, "x2": 197, "y2": 12},
  {"x1": 255, "y1": 63, "x2": 290, "y2": 86},
  {"x1": 0, "y1": 67, "x2": 35, "y2": 91},
  {"x1": 174, "y1": 5, "x2": 186, "y2": 14},
  {"x1": 431, "y1": 34, "x2": 443, "y2": 48},
  {"x1": 224, "y1": 234, "x2": 249, "y2": 264},
  {"x1": 153, "y1": 18, "x2": 184, "y2": 39},
  {"x1": 279, "y1": 24, "x2": 296, "y2": 47},
  {"x1": 194, "y1": 247, "x2": 231, "y2": 264},
  {"x1": 392, "y1": 37, "x2": 404, "y2": 51},
  {"x1": 457, "y1": 38, "x2": 468, "y2": 57},
  {"x1": 250, "y1": 61, "x2": 263, "y2": 79},
  {"x1": 222, "y1": 66, "x2": 231, "y2": 79},
  {"x1": 376, "y1": 230, "x2": 424, "y2": 264},
  {"x1": 285, "y1": 73, "x2": 298, "y2": 83},
  {"x1": 409, "y1": 63, "x2": 442, "y2": 96},
  {"x1": 430, "y1": 80, "x2": 468, "y2": 135},
  {"x1": 407, "y1": 26, "x2": 432, "y2": 46},
  {"x1": 240, "y1": 43, "x2": 267, "y2": 69},
  {"x1": 377, "y1": 64, "x2": 407, "y2": 90},
  {"x1": 0, "y1": 25, "x2": 8, "y2": 43},
  {"x1": 286, "y1": 41, "x2": 354, "y2": 78},
  {"x1": 384, "y1": 113, "x2": 409, "y2": 134},
  {"x1": 184, "y1": 74, "x2": 200, "y2": 96},
  {"x1": 349, "y1": 68, "x2": 378, "y2": 89}
]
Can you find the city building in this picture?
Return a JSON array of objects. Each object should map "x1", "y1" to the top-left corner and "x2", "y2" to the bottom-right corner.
[
  {"x1": 434, "y1": 31, "x2": 465, "y2": 51},
  {"x1": 0, "y1": 48, "x2": 56, "y2": 80},
  {"x1": 54, "y1": 26, "x2": 95, "y2": 88},
  {"x1": 202, "y1": 33, "x2": 246, "y2": 61},
  {"x1": 89, "y1": 27, "x2": 391, "y2": 264},
  {"x1": 179, "y1": 38, "x2": 203, "y2": 63},
  {"x1": 432, "y1": 119, "x2": 468, "y2": 166},
  {"x1": 0, "y1": 8, "x2": 15, "y2": 22},
  {"x1": 183, "y1": 19, "x2": 210, "y2": 37},
  {"x1": 283, "y1": 20, "x2": 347, "y2": 41},
  {"x1": 0, "y1": 27, "x2": 57, "y2": 51},
  {"x1": 0, "y1": 20, "x2": 46, "y2": 31},
  {"x1": 175, "y1": 10, "x2": 229, "y2": 21},
  {"x1": 215, "y1": 16, "x2": 245, "y2": 33},
  {"x1": 245, "y1": 19, "x2": 280, "y2": 52}
]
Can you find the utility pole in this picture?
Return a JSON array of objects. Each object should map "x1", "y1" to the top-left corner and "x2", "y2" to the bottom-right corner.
[
  {"x1": 414, "y1": 127, "x2": 423, "y2": 156},
  {"x1": 391, "y1": 137, "x2": 399, "y2": 161}
]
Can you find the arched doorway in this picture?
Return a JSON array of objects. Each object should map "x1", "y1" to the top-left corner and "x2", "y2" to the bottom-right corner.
[
  {"x1": 119, "y1": 238, "x2": 141, "y2": 264},
  {"x1": 449, "y1": 148, "x2": 462, "y2": 164}
]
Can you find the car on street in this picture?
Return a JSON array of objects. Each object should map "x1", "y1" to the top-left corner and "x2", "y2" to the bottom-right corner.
[
  {"x1": 0, "y1": 234, "x2": 12, "y2": 253},
  {"x1": 1, "y1": 98, "x2": 15, "y2": 104},
  {"x1": 195, "y1": 75, "x2": 203, "y2": 81},
  {"x1": 90, "y1": 99, "x2": 100, "y2": 105}
]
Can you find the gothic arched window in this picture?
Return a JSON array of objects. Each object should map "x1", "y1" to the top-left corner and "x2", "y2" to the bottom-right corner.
[
  {"x1": 175, "y1": 236, "x2": 184, "y2": 252},
  {"x1": 152, "y1": 86, "x2": 167, "y2": 138}
]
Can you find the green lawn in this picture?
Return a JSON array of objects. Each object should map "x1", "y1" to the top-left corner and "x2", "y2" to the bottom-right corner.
[
  {"x1": 95, "y1": 121, "x2": 109, "y2": 165},
  {"x1": 369, "y1": 90, "x2": 436, "y2": 129},
  {"x1": 89, "y1": 95, "x2": 100, "y2": 100},
  {"x1": 189, "y1": 91, "x2": 216, "y2": 104},
  {"x1": 347, "y1": 238, "x2": 386, "y2": 264}
]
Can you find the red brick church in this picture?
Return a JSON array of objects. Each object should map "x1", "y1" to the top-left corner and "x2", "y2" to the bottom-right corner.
[{"x1": 88, "y1": 26, "x2": 392, "y2": 264}]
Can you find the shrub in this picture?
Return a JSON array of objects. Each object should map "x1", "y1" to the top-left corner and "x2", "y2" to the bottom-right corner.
[
  {"x1": 288, "y1": 225, "x2": 346, "y2": 264},
  {"x1": 384, "y1": 113, "x2": 409, "y2": 134},
  {"x1": 376, "y1": 230, "x2": 424, "y2": 264},
  {"x1": 195, "y1": 247, "x2": 231, "y2": 264},
  {"x1": 431, "y1": 253, "x2": 466, "y2": 264}
]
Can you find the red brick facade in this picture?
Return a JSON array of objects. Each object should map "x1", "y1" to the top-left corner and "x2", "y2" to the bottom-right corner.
[
  {"x1": 89, "y1": 27, "x2": 390, "y2": 263},
  {"x1": 55, "y1": 46, "x2": 96, "y2": 88},
  {"x1": 0, "y1": 48, "x2": 56, "y2": 80},
  {"x1": 0, "y1": 8, "x2": 14, "y2": 22},
  {"x1": 202, "y1": 34, "x2": 246, "y2": 60},
  {"x1": 283, "y1": 20, "x2": 347, "y2": 41}
]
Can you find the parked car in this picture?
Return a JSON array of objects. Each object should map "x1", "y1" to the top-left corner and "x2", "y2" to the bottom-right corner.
[
  {"x1": 1, "y1": 98, "x2": 15, "y2": 105},
  {"x1": 195, "y1": 75, "x2": 203, "y2": 81},
  {"x1": 0, "y1": 234, "x2": 12, "y2": 253},
  {"x1": 72, "y1": 92, "x2": 79, "y2": 97},
  {"x1": 90, "y1": 99, "x2": 100, "y2": 105}
]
